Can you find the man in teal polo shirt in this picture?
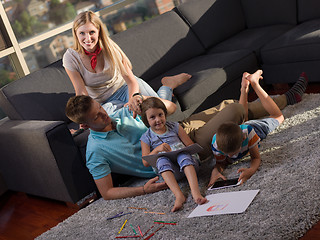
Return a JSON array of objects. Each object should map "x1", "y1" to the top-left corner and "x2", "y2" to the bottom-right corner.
[
  {"x1": 65, "y1": 95, "x2": 175, "y2": 200},
  {"x1": 65, "y1": 94, "x2": 246, "y2": 200}
]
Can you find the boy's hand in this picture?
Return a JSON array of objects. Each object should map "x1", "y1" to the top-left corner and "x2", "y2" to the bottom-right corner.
[
  {"x1": 237, "y1": 167, "x2": 255, "y2": 184},
  {"x1": 208, "y1": 167, "x2": 227, "y2": 187},
  {"x1": 143, "y1": 176, "x2": 168, "y2": 194}
]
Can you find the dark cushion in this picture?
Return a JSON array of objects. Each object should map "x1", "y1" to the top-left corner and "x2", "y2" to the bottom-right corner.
[
  {"x1": 261, "y1": 19, "x2": 320, "y2": 65},
  {"x1": 176, "y1": 0, "x2": 246, "y2": 49},
  {"x1": 0, "y1": 60, "x2": 74, "y2": 121},
  {"x1": 262, "y1": 61, "x2": 320, "y2": 84},
  {"x1": 241, "y1": 0, "x2": 297, "y2": 28},
  {"x1": 208, "y1": 24, "x2": 294, "y2": 60},
  {"x1": 111, "y1": 10, "x2": 205, "y2": 82},
  {"x1": 298, "y1": 0, "x2": 320, "y2": 23},
  {"x1": 149, "y1": 50, "x2": 258, "y2": 111}
]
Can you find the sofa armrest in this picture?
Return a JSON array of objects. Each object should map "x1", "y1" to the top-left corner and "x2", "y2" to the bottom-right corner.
[{"x1": 0, "y1": 118, "x2": 96, "y2": 203}]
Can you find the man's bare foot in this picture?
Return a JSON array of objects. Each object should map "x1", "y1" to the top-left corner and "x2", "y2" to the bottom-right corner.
[
  {"x1": 161, "y1": 73, "x2": 191, "y2": 90},
  {"x1": 247, "y1": 70, "x2": 263, "y2": 86},
  {"x1": 171, "y1": 195, "x2": 186, "y2": 212}
]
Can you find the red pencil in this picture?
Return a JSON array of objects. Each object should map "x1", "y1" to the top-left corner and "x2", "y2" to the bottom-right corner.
[
  {"x1": 139, "y1": 225, "x2": 154, "y2": 239},
  {"x1": 144, "y1": 233, "x2": 155, "y2": 240},
  {"x1": 137, "y1": 226, "x2": 143, "y2": 236},
  {"x1": 115, "y1": 236, "x2": 140, "y2": 239},
  {"x1": 144, "y1": 225, "x2": 165, "y2": 240}
]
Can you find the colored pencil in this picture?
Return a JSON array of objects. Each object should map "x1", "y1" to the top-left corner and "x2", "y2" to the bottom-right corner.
[
  {"x1": 157, "y1": 136, "x2": 170, "y2": 151},
  {"x1": 154, "y1": 221, "x2": 176, "y2": 224},
  {"x1": 107, "y1": 212, "x2": 132, "y2": 220},
  {"x1": 154, "y1": 222, "x2": 177, "y2": 225},
  {"x1": 144, "y1": 211, "x2": 165, "y2": 215},
  {"x1": 130, "y1": 224, "x2": 137, "y2": 235},
  {"x1": 144, "y1": 225, "x2": 165, "y2": 240},
  {"x1": 115, "y1": 236, "x2": 140, "y2": 239},
  {"x1": 118, "y1": 219, "x2": 128, "y2": 234},
  {"x1": 137, "y1": 226, "x2": 143, "y2": 236},
  {"x1": 139, "y1": 225, "x2": 154, "y2": 239}
]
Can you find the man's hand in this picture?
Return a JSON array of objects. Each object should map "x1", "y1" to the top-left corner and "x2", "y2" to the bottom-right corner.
[
  {"x1": 208, "y1": 167, "x2": 227, "y2": 187},
  {"x1": 237, "y1": 167, "x2": 255, "y2": 184},
  {"x1": 143, "y1": 176, "x2": 168, "y2": 194}
]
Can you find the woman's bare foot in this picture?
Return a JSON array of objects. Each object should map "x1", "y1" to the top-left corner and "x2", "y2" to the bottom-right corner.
[
  {"x1": 161, "y1": 73, "x2": 191, "y2": 90},
  {"x1": 247, "y1": 70, "x2": 263, "y2": 86},
  {"x1": 171, "y1": 195, "x2": 186, "y2": 212}
]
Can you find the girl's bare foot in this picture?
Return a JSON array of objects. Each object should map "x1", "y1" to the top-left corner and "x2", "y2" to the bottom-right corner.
[
  {"x1": 161, "y1": 73, "x2": 191, "y2": 90},
  {"x1": 194, "y1": 194, "x2": 208, "y2": 205},
  {"x1": 171, "y1": 195, "x2": 186, "y2": 212}
]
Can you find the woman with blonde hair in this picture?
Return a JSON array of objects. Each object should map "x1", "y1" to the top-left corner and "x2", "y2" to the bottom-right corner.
[{"x1": 63, "y1": 11, "x2": 190, "y2": 116}]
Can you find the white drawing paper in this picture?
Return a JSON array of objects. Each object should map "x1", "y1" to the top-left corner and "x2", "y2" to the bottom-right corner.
[{"x1": 188, "y1": 190, "x2": 260, "y2": 218}]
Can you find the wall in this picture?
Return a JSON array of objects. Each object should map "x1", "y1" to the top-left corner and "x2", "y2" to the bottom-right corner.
[{"x1": 0, "y1": 172, "x2": 7, "y2": 195}]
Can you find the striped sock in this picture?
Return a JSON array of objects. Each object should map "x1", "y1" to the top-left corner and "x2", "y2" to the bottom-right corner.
[{"x1": 285, "y1": 72, "x2": 308, "y2": 105}]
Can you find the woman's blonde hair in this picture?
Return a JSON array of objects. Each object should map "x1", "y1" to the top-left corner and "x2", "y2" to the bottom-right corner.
[{"x1": 72, "y1": 11, "x2": 132, "y2": 76}]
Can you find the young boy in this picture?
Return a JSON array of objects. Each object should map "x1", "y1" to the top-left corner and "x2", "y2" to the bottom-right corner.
[{"x1": 208, "y1": 70, "x2": 285, "y2": 186}]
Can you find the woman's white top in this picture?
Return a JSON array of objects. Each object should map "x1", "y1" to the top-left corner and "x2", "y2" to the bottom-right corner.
[{"x1": 63, "y1": 48, "x2": 125, "y2": 103}]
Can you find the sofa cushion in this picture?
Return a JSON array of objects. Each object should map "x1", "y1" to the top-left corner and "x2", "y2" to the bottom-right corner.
[
  {"x1": 262, "y1": 61, "x2": 320, "y2": 84},
  {"x1": 208, "y1": 24, "x2": 294, "y2": 60},
  {"x1": 261, "y1": 19, "x2": 320, "y2": 65},
  {"x1": 149, "y1": 50, "x2": 258, "y2": 111},
  {"x1": 176, "y1": 0, "x2": 246, "y2": 49},
  {"x1": 241, "y1": 0, "x2": 297, "y2": 28},
  {"x1": 111, "y1": 11, "x2": 205, "y2": 82},
  {"x1": 298, "y1": 0, "x2": 320, "y2": 23},
  {"x1": 0, "y1": 60, "x2": 74, "y2": 121}
]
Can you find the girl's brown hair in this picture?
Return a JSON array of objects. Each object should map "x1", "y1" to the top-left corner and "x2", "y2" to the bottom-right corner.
[{"x1": 140, "y1": 97, "x2": 167, "y2": 127}]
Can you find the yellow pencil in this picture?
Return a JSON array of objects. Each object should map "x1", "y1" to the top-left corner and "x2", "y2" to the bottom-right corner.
[{"x1": 118, "y1": 219, "x2": 128, "y2": 234}]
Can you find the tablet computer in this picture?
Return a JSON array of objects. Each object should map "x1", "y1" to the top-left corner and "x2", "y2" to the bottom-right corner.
[
  {"x1": 208, "y1": 178, "x2": 241, "y2": 190},
  {"x1": 142, "y1": 143, "x2": 203, "y2": 168}
]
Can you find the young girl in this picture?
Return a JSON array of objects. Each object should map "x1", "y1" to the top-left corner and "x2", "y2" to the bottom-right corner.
[
  {"x1": 140, "y1": 97, "x2": 207, "y2": 212},
  {"x1": 63, "y1": 11, "x2": 191, "y2": 116}
]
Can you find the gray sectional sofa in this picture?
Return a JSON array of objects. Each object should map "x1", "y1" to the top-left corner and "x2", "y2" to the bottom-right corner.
[{"x1": 0, "y1": 0, "x2": 319, "y2": 205}]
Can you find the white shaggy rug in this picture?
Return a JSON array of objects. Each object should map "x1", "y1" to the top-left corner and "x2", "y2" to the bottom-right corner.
[{"x1": 37, "y1": 94, "x2": 320, "y2": 240}]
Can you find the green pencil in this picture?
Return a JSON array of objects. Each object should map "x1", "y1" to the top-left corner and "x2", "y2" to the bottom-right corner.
[
  {"x1": 130, "y1": 224, "x2": 137, "y2": 235},
  {"x1": 154, "y1": 221, "x2": 177, "y2": 224}
]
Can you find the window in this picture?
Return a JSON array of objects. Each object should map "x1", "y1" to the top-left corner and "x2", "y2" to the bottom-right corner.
[
  {"x1": 0, "y1": 55, "x2": 18, "y2": 119},
  {"x1": 0, "y1": 0, "x2": 187, "y2": 119},
  {"x1": 0, "y1": 55, "x2": 18, "y2": 89}
]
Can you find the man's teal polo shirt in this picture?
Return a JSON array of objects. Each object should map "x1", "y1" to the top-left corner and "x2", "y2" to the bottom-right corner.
[{"x1": 86, "y1": 107, "x2": 156, "y2": 180}]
